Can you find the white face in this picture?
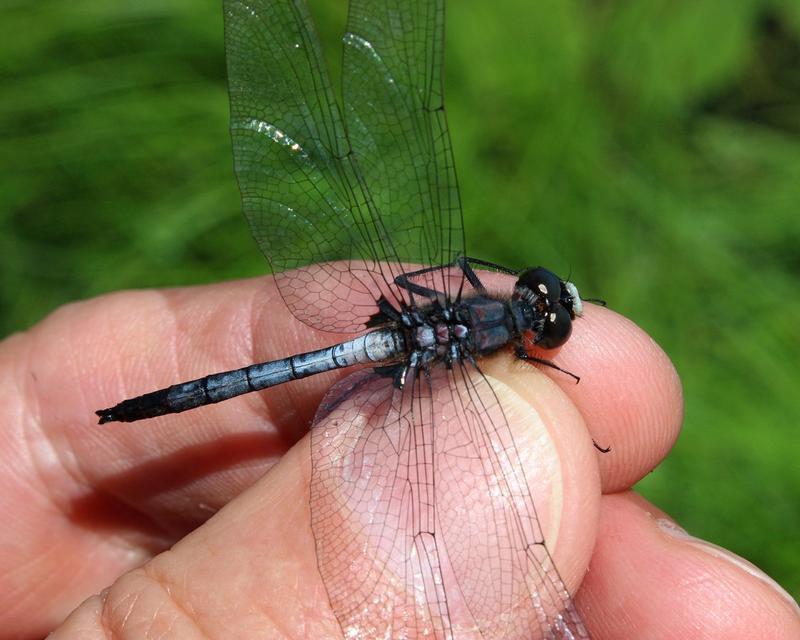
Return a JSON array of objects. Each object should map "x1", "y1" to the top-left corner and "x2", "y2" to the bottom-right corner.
[{"x1": 564, "y1": 281, "x2": 583, "y2": 317}]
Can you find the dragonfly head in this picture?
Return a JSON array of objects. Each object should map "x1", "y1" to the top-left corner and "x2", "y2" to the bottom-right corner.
[{"x1": 514, "y1": 267, "x2": 583, "y2": 349}]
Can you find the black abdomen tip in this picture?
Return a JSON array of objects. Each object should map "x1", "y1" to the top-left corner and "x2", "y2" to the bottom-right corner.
[
  {"x1": 95, "y1": 408, "x2": 117, "y2": 424},
  {"x1": 94, "y1": 388, "x2": 172, "y2": 424}
]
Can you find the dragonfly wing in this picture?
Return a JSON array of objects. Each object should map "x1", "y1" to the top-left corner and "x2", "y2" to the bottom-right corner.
[
  {"x1": 224, "y1": 0, "x2": 406, "y2": 332},
  {"x1": 224, "y1": 0, "x2": 467, "y2": 331},
  {"x1": 343, "y1": 0, "x2": 465, "y2": 299}
]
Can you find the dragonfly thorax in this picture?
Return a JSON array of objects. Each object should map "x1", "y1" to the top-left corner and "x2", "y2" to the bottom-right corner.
[
  {"x1": 400, "y1": 265, "x2": 585, "y2": 372},
  {"x1": 405, "y1": 302, "x2": 473, "y2": 368}
]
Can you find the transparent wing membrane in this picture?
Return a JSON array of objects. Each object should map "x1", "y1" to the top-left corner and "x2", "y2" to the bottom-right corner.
[
  {"x1": 343, "y1": 0, "x2": 464, "y2": 299},
  {"x1": 224, "y1": 0, "x2": 464, "y2": 331}
]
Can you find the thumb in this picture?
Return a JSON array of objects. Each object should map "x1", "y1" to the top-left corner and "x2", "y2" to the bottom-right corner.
[{"x1": 50, "y1": 439, "x2": 338, "y2": 638}]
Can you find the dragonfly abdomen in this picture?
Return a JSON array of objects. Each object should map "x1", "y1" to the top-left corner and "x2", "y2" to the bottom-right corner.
[{"x1": 96, "y1": 328, "x2": 405, "y2": 424}]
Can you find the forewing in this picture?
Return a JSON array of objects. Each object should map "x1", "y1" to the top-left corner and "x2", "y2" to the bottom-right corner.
[
  {"x1": 224, "y1": 0, "x2": 406, "y2": 332},
  {"x1": 344, "y1": 0, "x2": 466, "y2": 299}
]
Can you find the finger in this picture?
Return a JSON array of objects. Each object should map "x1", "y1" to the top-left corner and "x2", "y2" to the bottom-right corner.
[
  {"x1": 51, "y1": 356, "x2": 600, "y2": 638},
  {"x1": 545, "y1": 304, "x2": 683, "y2": 493},
  {"x1": 31, "y1": 272, "x2": 681, "y2": 513},
  {"x1": 577, "y1": 492, "x2": 800, "y2": 638}
]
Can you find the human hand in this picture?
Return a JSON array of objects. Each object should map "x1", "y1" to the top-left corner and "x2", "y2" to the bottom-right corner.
[{"x1": 2, "y1": 275, "x2": 798, "y2": 638}]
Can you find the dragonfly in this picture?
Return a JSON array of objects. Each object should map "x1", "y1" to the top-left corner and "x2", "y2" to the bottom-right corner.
[{"x1": 97, "y1": 0, "x2": 597, "y2": 637}]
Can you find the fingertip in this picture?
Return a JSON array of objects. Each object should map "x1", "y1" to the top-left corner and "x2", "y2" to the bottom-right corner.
[{"x1": 555, "y1": 305, "x2": 684, "y2": 492}]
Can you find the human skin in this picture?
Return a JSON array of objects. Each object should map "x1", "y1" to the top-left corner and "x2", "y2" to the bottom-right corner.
[{"x1": 1, "y1": 273, "x2": 798, "y2": 639}]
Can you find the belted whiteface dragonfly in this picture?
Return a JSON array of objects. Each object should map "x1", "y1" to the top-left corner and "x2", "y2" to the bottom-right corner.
[{"x1": 97, "y1": 1, "x2": 596, "y2": 637}]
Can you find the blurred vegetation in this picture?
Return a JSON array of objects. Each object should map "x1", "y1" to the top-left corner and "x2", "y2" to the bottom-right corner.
[{"x1": 2, "y1": 0, "x2": 798, "y2": 599}]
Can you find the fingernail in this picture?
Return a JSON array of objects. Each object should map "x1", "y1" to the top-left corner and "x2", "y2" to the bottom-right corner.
[{"x1": 656, "y1": 518, "x2": 800, "y2": 615}]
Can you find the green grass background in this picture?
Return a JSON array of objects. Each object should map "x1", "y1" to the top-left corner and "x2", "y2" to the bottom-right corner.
[{"x1": 2, "y1": 0, "x2": 798, "y2": 600}]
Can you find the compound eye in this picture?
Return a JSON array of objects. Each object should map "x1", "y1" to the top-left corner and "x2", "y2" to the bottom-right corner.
[
  {"x1": 517, "y1": 267, "x2": 561, "y2": 305},
  {"x1": 538, "y1": 304, "x2": 572, "y2": 349}
]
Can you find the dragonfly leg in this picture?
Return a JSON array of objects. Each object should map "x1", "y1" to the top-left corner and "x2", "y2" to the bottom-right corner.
[
  {"x1": 457, "y1": 256, "x2": 518, "y2": 276},
  {"x1": 454, "y1": 256, "x2": 527, "y2": 300},
  {"x1": 593, "y1": 439, "x2": 612, "y2": 453},
  {"x1": 453, "y1": 257, "x2": 487, "y2": 293},
  {"x1": 514, "y1": 345, "x2": 609, "y2": 451},
  {"x1": 394, "y1": 256, "x2": 517, "y2": 301},
  {"x1": 366, "y1": 295, "x2": 404, "y2": 327},
  {"x1": 373, "y1": 363, "x2": 407, "y2": 389},
  {"x1": 394, "y1": 264, "x2": 455, "y2": 301},
  {"x1": 514, "y1": 345, "x2": 580, "y2": 383}
]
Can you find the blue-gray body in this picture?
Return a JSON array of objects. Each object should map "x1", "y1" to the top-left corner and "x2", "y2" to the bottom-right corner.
[
  {"x1": 96, "y1": 265, "x2": 584, "y2": 425},
  {"x1": 97, "y1": 326, "x2": 405, "y2": 423}
]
